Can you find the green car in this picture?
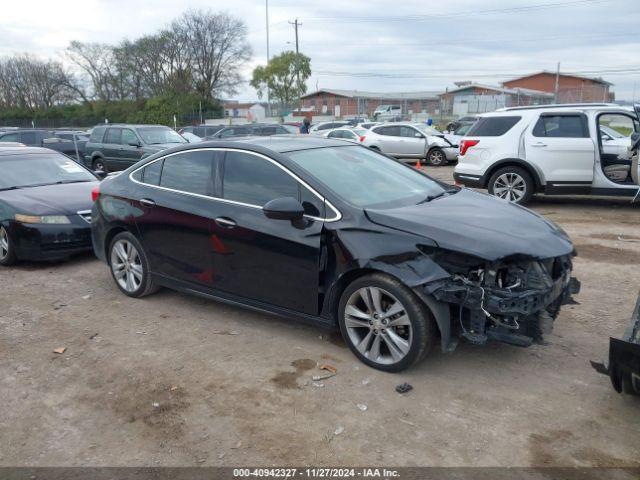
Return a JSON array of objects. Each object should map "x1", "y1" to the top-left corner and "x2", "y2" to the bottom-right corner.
[{"x1": 84, "y1": 124, "x2": 187, "y2": 172}]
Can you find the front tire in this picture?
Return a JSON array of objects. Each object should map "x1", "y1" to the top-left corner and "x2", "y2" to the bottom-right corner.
[
  {"x1": 109, "y1": 232, "x2": 159, "y2": 298},
  {"x1": 427, "y1": 147, "x2": 447, "y2": 166},
  {"x1": 0, "y1": 226, "x2": 17, "y2": 266},
  {"x1": 487, "y1": 166, "x2": 534, "y2": 204},
  {"x1": 92, "y1": 157, "x2": 108, "y2": 173},
  {"x1": 338, "y1": 273, "x2": 435, "y2": 372}
]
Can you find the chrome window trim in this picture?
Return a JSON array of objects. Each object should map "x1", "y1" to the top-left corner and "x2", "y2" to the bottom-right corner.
[{"x1": 128, "y1": 147, "x2": 342, "y2": 222}]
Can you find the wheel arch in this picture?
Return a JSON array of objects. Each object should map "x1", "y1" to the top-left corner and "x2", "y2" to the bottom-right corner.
[
  {"x1": 103, "y1": 225, "x2": 136, "y2": 264},
  {"x1": 483, "y1": 159, "x2": 543, "y2": 191}
]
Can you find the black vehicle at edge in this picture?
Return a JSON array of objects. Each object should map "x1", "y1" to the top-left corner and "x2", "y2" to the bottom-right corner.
[
  {"x1": 0, "y1": 147, "x2": 102, "y2": 265},
  {"x1": 91, "y1": 136, "x2": 579, "y2": 371}
]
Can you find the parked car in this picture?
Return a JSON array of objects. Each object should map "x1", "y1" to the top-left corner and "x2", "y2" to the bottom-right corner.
[
  {"x1": 358, "y1": 122, "x2": 381, "y2": 130},
  {"x1": 207, "y1": 124, "x2": 291, "y2": 139},
  {"x1": 0, "y1": 129, "x2": 86, "y2": 160},
  {"x1": 446, "y1": 115, "x2": 479, "y2": 133},
  {"x1": 84, "y1": 124, "x2": 187, "y2": 173},
  {"x1": 362, "y1": 122, "x2": 458, "y2": 165},
  {"x1": 309, "y1": 121, "x2": 351, "y2": 134},
  {"x1": 373, "y1": 105, "x2": 402, "y2": 120},
  {"x1": 453, "y1": 104, "x2": 640, "y2": 204},
  {"x1": 344, "y1": 117, "x2": 369, "y2": 126},
  {"x1": 322, "y1": 127, "x2": 367, "y2": 143},
  {"x1": 0, "y1": 147, "x2": 102, "y2": 266},
  {"x1": 180, "y1": 132, "x2": 202, "y2": 143},
  {"x1": 178, "y1": 125, "x2": 225, "y2": 138},
  {"x1": 91, "y1": 136, "x2": 578, "y2": 372},
  {"x1": 443, "y1": 123, "x2": 474, "y2": 147},
  {"x1": 281, "y1": 124, "x2": 299, "y2": 134}
]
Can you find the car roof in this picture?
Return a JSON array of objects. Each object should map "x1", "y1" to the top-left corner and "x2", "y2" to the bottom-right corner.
[
  {"x1": 0, "y1": 146, "x2": 61, "y2": 157},
  {"x1": 93, "y1": 124, "x2": 172, "y2": 128},
  {"x1": 188, "y1": 135, "x2": 350, "y2": 153},
  {"x1": 486, "y1": 103, "x2": 632, "y2": 116}
]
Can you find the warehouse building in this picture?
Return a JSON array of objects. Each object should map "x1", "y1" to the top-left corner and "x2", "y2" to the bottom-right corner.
[
  {"x1": 299, "y1": 89, "x2": 441, "y2": 117},
  {"x1": 502, "y1": 71, "x2": 614, "y2": 103}
]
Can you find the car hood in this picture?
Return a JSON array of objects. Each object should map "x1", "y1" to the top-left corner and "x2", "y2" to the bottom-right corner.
[
  {"x1": 364, "y1": 189, "x2": 573, "y2": 261},
  {"x1": 1, "y1": 182, "x2": 98, "y2": 216}
]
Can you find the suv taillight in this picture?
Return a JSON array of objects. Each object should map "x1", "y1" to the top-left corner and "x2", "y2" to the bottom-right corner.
[
  {"x1": 459, "y1": 139, "x2": 479, "y2": 156},
  {"x1": 359, "y1": 136, "x2": 366, "y2": 142},
  {"x1": 91, "y1": 185, "x2": 100, "y2": 202}
]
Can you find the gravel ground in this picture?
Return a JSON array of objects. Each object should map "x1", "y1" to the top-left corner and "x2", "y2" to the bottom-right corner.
[{"x1": 1, "y1": 165, "x2": 639, "y2": 467}]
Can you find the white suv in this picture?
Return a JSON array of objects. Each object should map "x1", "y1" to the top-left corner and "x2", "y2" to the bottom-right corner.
[{"x1": 453, "y1": 104, "x2": 640, "y2": 204}]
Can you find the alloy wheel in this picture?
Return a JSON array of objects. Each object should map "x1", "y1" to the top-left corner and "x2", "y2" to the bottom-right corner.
[
  {"x1": 344, "y1": 286, "x2": 413, "y2": 365},
  {"x1": 110, "y1": 239, "x2": 144, "y2": 293},
  {"x1": 429, "y1": 149, "x2": 445, "y2": 165},
  {"x1": 93, "y1": 159, "x2": 106, "y2": 172},
  {"x1": 493, "y1": 172, "x2": 526, "y2": 202},
  {"x1": 0, "y1": 227, "x2": 9, "y2": 260}
]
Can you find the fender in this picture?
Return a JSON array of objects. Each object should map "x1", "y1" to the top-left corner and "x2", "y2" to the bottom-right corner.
[{"x1": 482, "y1": 158, "x2": 545, "y2": 190}]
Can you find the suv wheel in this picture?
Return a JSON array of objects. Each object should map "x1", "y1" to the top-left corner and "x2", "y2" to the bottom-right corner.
[
  {"x1": 427, "y1": 147, "x2": 446, "y2": 166},
  {"x1": 488, "y1": 166, "x2": 534, "y2": 204},
  {"x1": 338, "y1": 273, "x2": 435, "y2": 372},
  {"x1": 93, "y1": 157, "x2": 107, "y2": 173}
]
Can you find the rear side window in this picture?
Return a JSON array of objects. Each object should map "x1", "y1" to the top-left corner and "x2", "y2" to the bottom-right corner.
[
  {"x1": 90, "y1": 127, "x2": 106, "y2": 143},
  {"x1": 466, "y1": 116, "x2": 521, "y2": 136},
  {"x1": 104, "y1": 128, "x2": 122, "y2": 144},
  {"x1": 142, "y1": 160, "x2": 163, "y2": 186},
  {"x1": 20, "y1": 132, "x2": 37, "y2": 144},
  {"x1": 532, "y1": 114, "x2": 589, "y2": 138},
  {"x1": 0, "y1": 133, "x2": 20, "y2": 142},
  {"x1": 159, "y1": 151, "x2": 214, "y2": 196},
  {"x1": 374, "y1": 126, "x2": 400, "y2": 136}
]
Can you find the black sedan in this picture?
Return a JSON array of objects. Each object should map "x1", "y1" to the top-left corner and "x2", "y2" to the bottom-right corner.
[
  {"x1": 0, "y1": 147, "x2": 101, "y2": 265},
  {"x1": 91, "y1": 137, "x2": 579, "y2": 371}
]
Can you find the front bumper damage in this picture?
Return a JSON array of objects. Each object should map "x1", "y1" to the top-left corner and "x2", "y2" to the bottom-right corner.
[
  {"x1": 591, "y1": 293, "x2": 640, "y2": 395},
  {"x1": 419, "y1": 253, "x2": 580, "y2": 350}
]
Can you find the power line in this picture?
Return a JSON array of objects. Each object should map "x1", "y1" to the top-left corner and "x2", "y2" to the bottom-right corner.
[{"x1": 299, "y1": 0, "x2": 610, "y2": 23}]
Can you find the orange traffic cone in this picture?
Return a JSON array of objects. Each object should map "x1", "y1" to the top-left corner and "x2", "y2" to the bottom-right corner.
[{"x1": 415, "y1": 160, "x2": 422, "y2": 170}]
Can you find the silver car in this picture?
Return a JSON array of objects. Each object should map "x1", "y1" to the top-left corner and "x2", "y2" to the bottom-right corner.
[{"x1": 362, "y1": 123, "x2": 458, "y2": 166}]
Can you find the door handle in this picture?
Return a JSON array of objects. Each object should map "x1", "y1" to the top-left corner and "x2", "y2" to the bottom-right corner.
[
  {"x1": 140, "y1": 198, "x2": 156, "y2": 207},
  {"x1": 214, "y1": 217, "x2": 237, "y2": 228},
  {"x1": 531, "y1": 142, "x2": 547, "y2": 147}
]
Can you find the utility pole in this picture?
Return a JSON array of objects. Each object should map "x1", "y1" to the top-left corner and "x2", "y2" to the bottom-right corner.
[
  {"x1": 265, "y1": 0, "x2": 270, "y2": 117},
  {"x1": 288, "y1": 18, "x2": 301, "y2": 54},
  {"x1": 554, "y1": 62, "x2": 560, "y2": 104}
]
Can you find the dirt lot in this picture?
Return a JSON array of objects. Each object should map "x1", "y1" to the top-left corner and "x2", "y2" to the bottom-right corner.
[{"x1": 1, "y1": 165, "x2": 639, "y2": 467}]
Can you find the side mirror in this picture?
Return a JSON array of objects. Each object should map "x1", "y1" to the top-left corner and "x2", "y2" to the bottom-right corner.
[
  {"x1": 414, "y1": 132, "x2": 423, "y2": 138},
  {"x1": 128, "y1": 141, "x2": 141, "y2": 148},
  {"x1": 263, "y1": 197, "x2": 304, "y2": 221},
  {"x1": 602, "y1": 134, "x2": 612, "y2": 142},
  {"x1": 93, "y1": 170, "x2": 107, "y2": 180}
]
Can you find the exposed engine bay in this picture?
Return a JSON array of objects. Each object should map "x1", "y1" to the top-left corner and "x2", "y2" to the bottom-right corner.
[{"x1": 420, "y1": 250, "x2": 580, "y2": 349}]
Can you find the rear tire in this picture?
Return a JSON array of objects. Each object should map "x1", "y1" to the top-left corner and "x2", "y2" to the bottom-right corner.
[
  {"x1": 108, "y1": 232, "x2": 159, "y2": 298},
  {"x1": 92, "y1": 157, "x2": 108, "y2": 173},
  {"x1": 338, "y1": 273, "x2": 436, "y2": 372},
  {"x1": 0, "y1": 226, "x2": 17, "y2": 266},
  {"x1": 487, "y1": 166, "x2": 534, "y2": 204}
]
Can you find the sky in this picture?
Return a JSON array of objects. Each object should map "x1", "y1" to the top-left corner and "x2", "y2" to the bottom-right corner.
[{"x1": 1, "y1": 0, "x2": 639, "y2": 101}]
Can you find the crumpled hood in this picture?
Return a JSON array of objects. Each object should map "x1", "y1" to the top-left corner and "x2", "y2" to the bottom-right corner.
[
  {"x1": 365, "y1": 189, "x2": 574, "y2": 261},
  {"x1": 1, "y1": 182, "x2": 98, "y2": 216}
]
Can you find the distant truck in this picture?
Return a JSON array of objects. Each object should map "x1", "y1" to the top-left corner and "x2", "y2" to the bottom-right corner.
[
  {"x1": 373, "y1": 105, "x2": 402, "y2": 120},
  {"x1": 0, "y1": 129, "x2": 87, "y2": 161}
]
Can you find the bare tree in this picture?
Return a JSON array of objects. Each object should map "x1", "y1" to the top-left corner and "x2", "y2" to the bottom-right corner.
[
  {"x1": 172, "y1": 10, "x2": 252, "y2": 100},
  {"x1": 66, "y1": 41, "x2": 119, "y2": 101}
]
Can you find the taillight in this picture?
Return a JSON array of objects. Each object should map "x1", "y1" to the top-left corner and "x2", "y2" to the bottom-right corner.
[
  {"x1": 359, "y1": 136, "x2": 366, "y2": 142},
  {"x1": 459, "y1": 139, "x2": 479, "y2": 156},
  {"x1": 91, "y1": 185, "x2": 100, "y2": 202}
]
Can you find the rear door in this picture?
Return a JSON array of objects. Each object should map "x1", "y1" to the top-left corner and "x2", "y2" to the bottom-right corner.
[
  {"x1": 102, "y1": 127, "x2": 123, "y2": 170},
  {"x1": 525, "y1": 113, "x2": 595, "y2": 186},
  {"x1": 372, "y1": 125, "x2": 402, "y2": 154},
  {"x1": 132, "y1": 149, "x2": 221, "y2": 286}
]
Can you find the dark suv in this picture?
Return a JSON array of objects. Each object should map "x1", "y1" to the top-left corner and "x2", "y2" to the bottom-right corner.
[
  {"x1": 84, "y1": 124, "x2": 187, "y2": 172},
  {"x1": 0, "y1": 129, "x2": 87, "y2": 160}
]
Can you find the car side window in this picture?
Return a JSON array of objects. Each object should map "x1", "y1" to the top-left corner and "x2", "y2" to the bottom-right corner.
[
  {"x1": 157, "y1": 151, "x2": 214, "y2": 196},
  {"x1": 90, "y1": 127, "x2": 106, "y2": 143},
  {"x1": 193, "y1": 127, "x2": 205, "y2": 137},
  {"x1": 20, "y1": 132, "x2": 37, "y2": 144},
  {"x1": 400, "y1": 126, "x2": 420, "y2": 138},
  {"x1": 105, "y1": 128, "x2": 122, "y2": 144},
  {"x1": 261, "y1": 126, "x2": 276, "y2": 136},
  {"x1": 142, "y1": 160, "x2": 164, "y2": 186},
  {"x1": 0, "y1": 133, "x2": 19, "y2": 142},
  {"x1": 121, "y1": 129, "x2": 138, "y2": 146},
  {"x1": 275, "y1": 126, "x2": 288, "y2": 135},
  {"x1": 532, "y1": 115, "x2": 589, "y2": 138}
]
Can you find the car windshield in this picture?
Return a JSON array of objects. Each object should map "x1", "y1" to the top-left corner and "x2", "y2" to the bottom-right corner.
[
  {"x1": 0, "y1": 154, "x2": 95, "y2": 190},
  {"x1": 287, "y1": 146, "x2": 449, "y2": 209},
  {"x1": 414, "y1": 124, "x2": 443, "y2": 135},
  {"x1": 137, "y1": 127, "x2": 187, "y2": 145}
]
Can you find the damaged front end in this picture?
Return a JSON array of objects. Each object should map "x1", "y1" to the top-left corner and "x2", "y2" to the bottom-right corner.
[{"x1": 419, "y1": 248, "x2": 580, "y2": 350}]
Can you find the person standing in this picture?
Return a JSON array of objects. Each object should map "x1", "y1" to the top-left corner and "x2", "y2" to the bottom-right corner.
[{"x1": 300, "y1": 117, "x2": 311, "y2": 134}]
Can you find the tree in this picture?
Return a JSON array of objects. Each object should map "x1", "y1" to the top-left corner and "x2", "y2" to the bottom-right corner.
[
  {"x1": 251, "y1": 51, "x2": 311, "y2": 111},
  {"x1": 172, "y1": 9, "x2": 252, "y2": 100}
]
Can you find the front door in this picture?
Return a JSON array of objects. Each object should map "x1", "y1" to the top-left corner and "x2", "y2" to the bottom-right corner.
[
  {"x1": 399, "y1": 126, "x2": 427, "y2": 156},
  {"x1": 525, "y1": 113, "x2": 595, "y2": 188},
  {"x1": 120, "y1": 128, "x2": 146, "y2": 168},
  {"x1": 211, "y1": 150, "x2": 323, "y2": 315},
  {"x1": 133, "y1": 149, "x2": 220, "y2": 286}
]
